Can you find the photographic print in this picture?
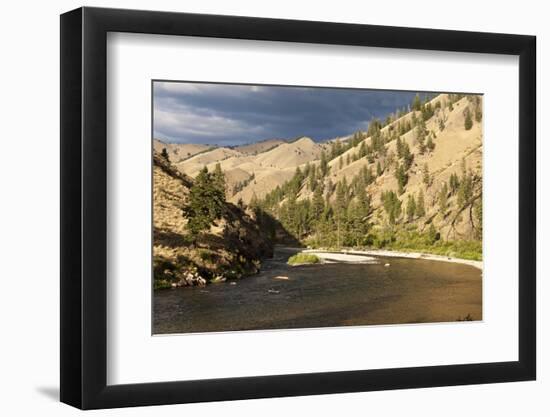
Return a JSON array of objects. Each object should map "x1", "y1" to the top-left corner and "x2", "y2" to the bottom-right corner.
[{"x1": 152, "y1": 81, "x2": 483, "y2": 335}]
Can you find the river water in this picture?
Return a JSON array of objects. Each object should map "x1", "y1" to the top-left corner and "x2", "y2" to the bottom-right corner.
[{"x1": 153, "y1": 247, "x2": 482, "y2": 334}]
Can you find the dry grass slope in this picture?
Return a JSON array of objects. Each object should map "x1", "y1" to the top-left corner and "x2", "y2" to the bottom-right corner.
[{"x1": 153, "y1": 152, "x2": 273, "y2": 289}]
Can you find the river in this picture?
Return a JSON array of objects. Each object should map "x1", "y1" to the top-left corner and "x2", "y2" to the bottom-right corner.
[{"x1": 153, "y1": 247, "x2": 482, "y2": 334}]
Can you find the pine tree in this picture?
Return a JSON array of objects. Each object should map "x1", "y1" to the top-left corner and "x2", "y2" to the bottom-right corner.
[
  {"x1": 395, "y1": 163, "x2": 408, "y2": 195},
  {"x1": 449, "y1": 173, "x2": 460, "y2": 194},
  {"x1": 249, "y1": 192, "x2": 259, "y2": 209},
  {"x1": 402, "y1": 142, "x2": 413, "y2": 170},
  {"x1": 345, "y1": 183, "x2": 371, "y2": 247},
  {"x1": 376, "y1": 161, "x2": 383, "y2": 177},
  {"x1": 474, "y1": 196, "x2": 483, "y2": 240},
  {"x1": 412, "y1": 94, "x2": 422, "y2": 111},
  {"x1": 319, "y1": 150, "x2": 329, "y2": 177},
  {"x1": 426, "y1": 135, "x2": 435, "y2": 152},
  {"x1": 406, "y1": 194, "x2": 417, "y2": 221},
  {"x1": 335, "y1": 180, "x2": 348, "y2": 247},
  {"x1": 416, "y1": 189, "x2": 426, "y2": 217},
  {"x1": 457, "y1": 170, "x2": 473, "y2": 207},
  {"x1": 416, "y1": 118, "x2": 427, "y2": 154},
  {"x1": 421, "y1": 102, "x2": 434, "y2": 121},
  {"x1": 161, "y1": 147, "x2": 170, "y2": 161},
  {"x1": 396, "y1": 136, "x2": 403, "y2": 158},
  {"x1": 212, "y1": 163, "x2": 226, "y2": 200},
  {"x1": 183, "y1": 166, "x2": 225, "y2": 239},
  {"x1": 422, "y1": 163, "x2": 432, "y2": 187},
  {"x1": 464, "y1": 107, "x2": 473, "y2": 130},
  {"x1": 438, "y1": 117, "x2": 446, "y2": 131},
  {"x1": 358, "y1": 141, "x2": 367, "y2": 158},
  {"x1": 438, "y1": 183, "x2": 449, "y2": 215},
  {"x1": 381, "y1": 190, "x2": 401, "y2": 224},
  {"x1": 308, "y1": 165, "x2": 317, "y2": 191},
  {"x1": 312, "y1": 186, "x2": 325, "y2": 221}
]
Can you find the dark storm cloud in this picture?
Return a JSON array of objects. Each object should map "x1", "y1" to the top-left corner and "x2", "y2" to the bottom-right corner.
[{"x1": 153, "y1": 81, "x2": 424, "y2": 145}]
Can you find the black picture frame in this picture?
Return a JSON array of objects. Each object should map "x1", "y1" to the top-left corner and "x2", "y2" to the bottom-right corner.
[{"x1": 60, "y1": 6, "x2": 536, "y2": 410}]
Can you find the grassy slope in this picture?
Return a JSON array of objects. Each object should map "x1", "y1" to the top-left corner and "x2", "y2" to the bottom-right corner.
[{"x1": 153, "y1": 152, "x2": 273, "y2": 289}]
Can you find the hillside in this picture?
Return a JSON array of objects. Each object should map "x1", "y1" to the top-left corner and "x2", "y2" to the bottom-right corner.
[
  {"x1": 156, "y1": 92, "x2": 483, "y2": 261},
  {"x1": 175, "y1": 146, "x2": 242, "y2": 177},
  {"x1": 255, "y1": 93, "x2": 483, "y2": 258},
  {"x1": 234, "y1": 139, "x2": 285, "y2": 155},
  {"x1": 320, "y1": 94, "x2": 482, "y2": 240},
  {"x1": 170, "y1": 136, "x2": 323, "y2": 203},
  {"x1": 254, "y1": 137, "x2": 322, "y2": 169},
  {"x1": 153, "y1": 139, "x2": 213, "y2": 164},
  {"x1": 153, "y1": 152, "x2": 273, "y2": 289}
]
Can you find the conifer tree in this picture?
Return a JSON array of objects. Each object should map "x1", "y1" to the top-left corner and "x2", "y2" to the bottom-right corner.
[
  {"x1": 422, "y1": 163, "x2": 432, "y2": 187},
  {"x1": 312, "y1": 186, "x2": 325, "y2": 221},
  {"x1": 438, "y1": 117, "x2": 446, "y2": 131},
  {"x1": 474, "y1": 196, "x2": 483, "y2": 240},
  {"x1": 438, "y1": 183, "x2": 449, "y2": 215},
  {"x1": 395, "y1": 163, "x2": 408, "y2": 195},
  {"x1": 319, "y1": 150, "x2": 329, "y2": 177},
  {"x1": 406, "y1": 194, "x2": 417, "y2": 221},
  {"x1": 335, "y1": 180, "x2": 348, "y2": 247},
  {"x1": 402, "y1": 142, "x2": 413, "y2": 170},
  {"x1": 457, "y1": 170, "x2": 473, "y2": 208},
  {"x1": 184, "y1": 166, "x2": 225, "y2": 239},
  {"x1": 381, "y1": 190, "x2": 401, "y2": 224},
  {"x1": 416, "y1": 189, "x2": 426, "y2": 217},
  {"x1": 161, "y1": 147, "x2": 170, "y2": 161},
  {"x1": 358, "y1": 141, "x2": 367, "y2": 158},
  {"x1": 396, "y1": 136, "x2": 403, "y2": 158},
  {"x1": 308, "y1": 165, "x2": 317, "y2": 191},
  {"x1": 464, "y1": 107, "x2": 473, "y2": 130},
  {"x1": 376, "y1": 161, "x2": 383, "y2": 177},
  {"x1": 212, "y1": 163, "x2": 226, "y2": 200},
  {"x1": 416, "y1": 118, "x2": 427, "y2": 154},
  {"x1": 426, "y1": 135, "x2": 435, "y2": 152},
  {"x1": 449, "y1": 173, "x2": 460, "y2": 194},
  {"x1": 412, "y1": 94, "x2": 422, "y2": 111}
]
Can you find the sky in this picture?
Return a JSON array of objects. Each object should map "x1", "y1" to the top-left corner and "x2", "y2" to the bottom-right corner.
[{"x1": 153, "y1": 81, "x2": 427, "y2": 146}]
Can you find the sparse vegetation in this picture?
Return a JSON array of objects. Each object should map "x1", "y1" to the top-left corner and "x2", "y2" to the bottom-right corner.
[{"x1": 464, "y1": 107, "x2": 473, "y2": 130}]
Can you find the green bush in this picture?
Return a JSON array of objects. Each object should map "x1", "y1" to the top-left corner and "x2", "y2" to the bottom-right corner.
[
  {"x1": 287, "y1": 253, "x2": 321, "y2": 265},
  {"x1": 366, "y1": 228, "x2": 482, "y2": 261}
]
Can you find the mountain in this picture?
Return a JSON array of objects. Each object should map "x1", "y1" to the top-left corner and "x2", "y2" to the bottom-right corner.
[
  {"x1": 169, "y1": 136, "x2": 323, "y2": 204},
  {"x1": 175, "y1": 146, "x2": 242, "y2": 177},
  {"x1": 316, "y1": 94, "x2": 482, "y2": 240},
  {"x1": 157, "y1": 92, "x2": 483, "y2": 260},
  {"x1": 254, "y1": 137, "x2": 322, "y2": 169},
  {"x1": 153, "y1": 139, "x2": 213, "y2": 164},
  {"x1": 153, "y1": 151, "x2": 273, "y2": 289},
  {"x1": 234, "y1": 139, "x2": 286, "y2": 155}
]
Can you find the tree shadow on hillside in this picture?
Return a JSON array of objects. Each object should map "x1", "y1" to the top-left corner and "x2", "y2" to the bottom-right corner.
[
  {"x1": 153, "y1": 229, "x2": 191, "y2": 248},
  {"x1": 253, "y1": 207, "x2": 303, "y2": 248}
]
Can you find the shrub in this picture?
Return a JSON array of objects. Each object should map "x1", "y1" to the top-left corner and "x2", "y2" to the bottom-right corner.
[
  {"x1": 464, "y1": 108, "x2": 473, "y2": 130},
  {"x1": 287, "y1": 253, "x2": 321, "y2": 265}
]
